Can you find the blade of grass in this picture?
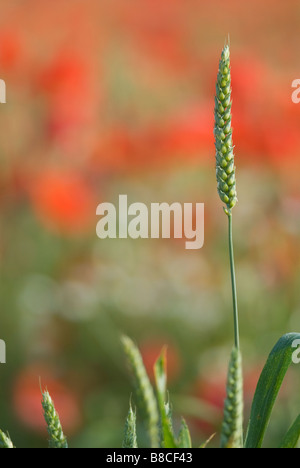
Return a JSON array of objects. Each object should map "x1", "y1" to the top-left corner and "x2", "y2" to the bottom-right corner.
[
  {"x1": 245, "y1": 333, "x2": 300, "y2": 448},
  {"x1": 154, "y1": 349, "x2": 177, "y2": 448},
  {"x1": 122, "y1": 336, "x2": 160, "y2": 448},
  {"x1": 164, "y1": 401, "x2": 175, "y2": 439},
  {"x1": 177, "y1": 419, "x2": 192, "y2": 449},
  {"x1": 0, "y1": 431, "x2": 14, "y2": 449},
  {"x1": 279, "y1": 415, "x2": 300, "y2": 449},
  {"x1": 200, "y1": 433, "x2": 216, "y2": 448}
]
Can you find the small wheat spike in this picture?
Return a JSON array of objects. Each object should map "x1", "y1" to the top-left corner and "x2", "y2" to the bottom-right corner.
[
  {"x1": 0, "y1": 431, "x2": 14, "y2": 448},
  {"x1": 215, "y1": 44, "x2": 237, "y2": 215},
  {"x1": 220, "y1": 348, "x2": 244, "y2": 448},
  {"x1": 121, "y1": 335, "x2": 160, "y2": 448},
  {"x1": 42, "y1": 390, "x2": 68, "y2": 449},
  {"x1": 123, "y1": 403, "x2": 138, "y2": 448}
]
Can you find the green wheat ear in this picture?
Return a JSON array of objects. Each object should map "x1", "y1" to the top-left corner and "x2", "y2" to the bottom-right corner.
[
  {"x1": 123, "y1": 403, "x2": 138, "y2": 448},
  {"x1": 42, "y1": 391, "x2": 68, "y2": 449},
  {"x1": 215, "y1": 44, "x2": 237, "y2": 215},
  {"x1": 221, "y1": 347, "x2": 244, "y2": 448},
  {"x1": 0, "y1": 431, "x2": 14, "y2": 449}
]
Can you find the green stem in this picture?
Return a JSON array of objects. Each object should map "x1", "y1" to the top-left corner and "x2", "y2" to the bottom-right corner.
[{"x1": 228, "y1": 212, "x2": 240, "y2": 350}]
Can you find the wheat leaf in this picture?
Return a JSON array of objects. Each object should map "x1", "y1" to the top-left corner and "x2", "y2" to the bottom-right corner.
[
  {"x1": 245, "y1": 333, "x2": 300, "y2": 448},
  {"x1": 279, "y1": 415, "x2": 300, "y2": 449},
  {"x1": 0, "y1": 431, "x2": 14, "y2": 449},
  {"x1": 154, "y1": 349, "x2": 177, "y2": 449},
  {"x1": 199, "y1": 433, "x2": 216, "y2": 448},
  {"x1": 122, "y1": 335, "x2": 160, "y2": 448},
  {"x1": 177, "y1": 419, "x2": 192, "y2": 449}
]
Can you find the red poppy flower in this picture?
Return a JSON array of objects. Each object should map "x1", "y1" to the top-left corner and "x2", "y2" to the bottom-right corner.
[
  {"x1": 160, "y1": 103, "x2": 214, "y2": 162},
  {"x1": 36, "y1": 51, "x2": 97, "y2": 146},
  {"x1": 261, "y1": 116, "x2": 300, "y2": 167},
  {"x1": 0, "y1": 30, "x2": 22, "y2": 72},
  {"x1": 28, "y1": 169, "x2": 97, "y2": 236}
]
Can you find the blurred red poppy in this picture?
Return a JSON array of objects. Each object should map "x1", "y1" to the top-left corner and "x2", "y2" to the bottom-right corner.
[
  {"x1": 115, "y1": 0, "x2": 191, "y2": 73},
  {"x1": 0, "y1": 30, "x2": 22, "y2": 72},
  {"x1": 160, "y1": 103, "x2": 214, "y2": 161},
  {"x1": 262, "y1": 116, "x2": 300, "y2": 167},
  {"x1": 28, "y1": 169, "x2": 97, "y2": 235},
  {"x1": 36, "y1": 51, "x2": 97, "y2": 148}
]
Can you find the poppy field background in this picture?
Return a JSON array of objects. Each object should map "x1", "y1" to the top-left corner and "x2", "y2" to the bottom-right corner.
[{"x1": 0, "y1": 0, "x2": 300, "y2": 448}]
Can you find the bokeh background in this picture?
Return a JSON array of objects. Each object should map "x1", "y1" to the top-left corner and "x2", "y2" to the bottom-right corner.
[{"x1": 0, "y1": 0, "x2": 300, "y2": 448}]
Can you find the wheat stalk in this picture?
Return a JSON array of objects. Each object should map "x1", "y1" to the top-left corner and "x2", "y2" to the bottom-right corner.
[
  {"x1": 215, "y1": 43, "x2": 240, "y2": 350},
  {"x1": 42, "y1": 390, "x2": 68, "y2": 449},
  {"x1": 215, "y1": 43, "x2": 244, "y2": 448}
]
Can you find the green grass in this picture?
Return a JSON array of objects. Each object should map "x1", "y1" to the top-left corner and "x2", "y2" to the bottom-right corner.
[{"x1": 1, "y1": 43, "x2": 299, "y2": 450}]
